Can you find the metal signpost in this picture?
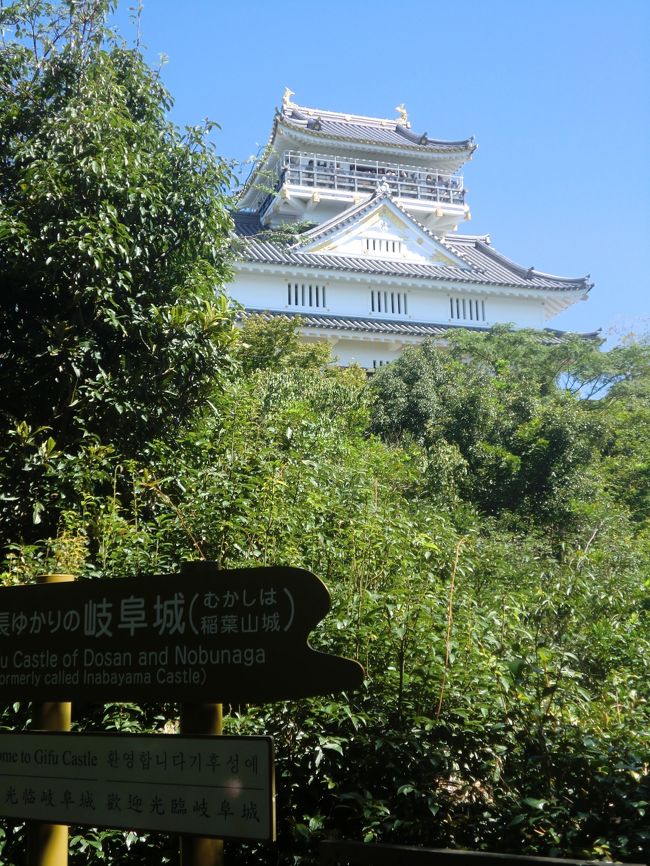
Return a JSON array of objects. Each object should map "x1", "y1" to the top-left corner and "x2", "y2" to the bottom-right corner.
[
  {"x1": 0, "y1": 562, "x2": 364, "y2": 866},
  {"x1": 26, "y1": 573, "x2": 75, "y2": 866}
]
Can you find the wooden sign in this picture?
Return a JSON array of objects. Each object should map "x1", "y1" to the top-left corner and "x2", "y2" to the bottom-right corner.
[
  {"x1": 0, "y1": 732, "x2": 275, "y2": 841},
  {"x1": 0, "y1": 563, "x2": 364, "y2": 702}
]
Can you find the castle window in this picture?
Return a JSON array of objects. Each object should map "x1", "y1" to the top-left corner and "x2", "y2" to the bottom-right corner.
[
  {"x1": 287, "y1": 282, "x2": 326, "y2": 309},
  {"x1": 450, "y1": 296, "x2": 486, "y2": 322},
  {"x1": 364, "y1": 238, "x2": 402, "y2": 255},
  {"x1": 371, "y1": 290, "x2": 408, "y2": 316}
]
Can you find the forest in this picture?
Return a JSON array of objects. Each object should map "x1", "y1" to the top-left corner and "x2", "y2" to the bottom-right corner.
[{"x1": 1, "y1": 2, "x2": 649, "y2": 864}]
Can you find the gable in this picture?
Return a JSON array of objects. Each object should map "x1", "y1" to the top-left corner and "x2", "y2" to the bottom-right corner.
[{"x1": 298, "y1": 199, "x2": 469, "y2": 268}]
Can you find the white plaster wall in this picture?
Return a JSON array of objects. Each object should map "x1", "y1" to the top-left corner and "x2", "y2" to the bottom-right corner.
[
  {"x1": 315, "y1": 337, "x2": 404, "y2": 369},
  {"x1": 483, "y1": 295, "x2": 546, "y2": 328},
  {"x1": 269, "y1": 201, "x2": 351, "y2": 227},
  {"x1": 229, "y1": 271, "x2": 547, "y2": 330}
]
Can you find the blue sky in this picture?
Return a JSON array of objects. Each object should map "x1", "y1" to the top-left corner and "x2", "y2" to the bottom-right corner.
[{"x1": 111, "y1": 0, "x2": 649, "y2": 342}]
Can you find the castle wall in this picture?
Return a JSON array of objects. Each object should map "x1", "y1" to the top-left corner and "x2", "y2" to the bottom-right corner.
[{"x1": 229, "y1": 272, "x2": 547, "y2": 332}]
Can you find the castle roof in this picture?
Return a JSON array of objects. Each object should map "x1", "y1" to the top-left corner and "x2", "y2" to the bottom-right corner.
[
  {"x1": 232, "y1": 207, "x2": 593, "y2": 295},
  {"x1": 279, "y1": 101, "x2": 476, "y2": 155},
  {"x1": 238, "y1": 309, "x2": 600, "y2": 344}
]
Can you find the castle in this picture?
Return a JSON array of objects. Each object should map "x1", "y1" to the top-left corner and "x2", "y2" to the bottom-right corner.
[{"x1": 229, "y1": 91, "x2": 593, "y2": 369}]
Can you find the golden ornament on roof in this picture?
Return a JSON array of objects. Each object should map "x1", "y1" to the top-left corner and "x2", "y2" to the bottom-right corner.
[
  {"x1": 395, "y1": 103, "x2": 408, "y2": 124},
  {"x1": 283, "y1": 87, "x2": 295, "y2": 107}
]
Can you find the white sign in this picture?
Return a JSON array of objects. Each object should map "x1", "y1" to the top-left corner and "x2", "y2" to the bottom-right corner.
[{"x1": 0, "y1": 733, "x2": 275, "y2": 841}]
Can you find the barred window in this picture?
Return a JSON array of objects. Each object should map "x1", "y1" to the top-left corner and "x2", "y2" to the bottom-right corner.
[
  {"x1": 364, "y1": 238, "x2": 402, "y2": 255},
  {"x1": 449, "y1": 296, "x2": 486, "y2": 322},
  {"x1": 287, "y1": 282, "x2": 326, "y2": 308},
  {"x1": 370, "y1": 290, "x2": 408, "y2": 316}
]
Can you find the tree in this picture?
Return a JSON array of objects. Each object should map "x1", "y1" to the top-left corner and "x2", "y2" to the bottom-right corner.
[
  {"x1": 368, "y1": 331, "x2": 607, "y2": 523},
  {"x1": 0, "y1": 0, "x2": 236, "y2": 541},
  {"x1": 599, "y1": 335, "x2": 650, "y2": 525},
  {"x1": 235, "y1": 314, "x2": 332, "y2": 374},
  {"x1": 444, "y1": 325, "x2": 650, "y2": 398}
]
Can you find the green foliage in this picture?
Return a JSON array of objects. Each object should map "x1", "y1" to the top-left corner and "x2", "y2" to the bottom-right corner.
[
  {"x1": 235, "y1": 314, "x2": 333, "y2": 374},
  {"x1": 0, "y1": 0, "x2": 236, "y2": 542},
  {"x1": 4, "y1": 320, "x2": 648, "y2": 864},
  {"x1": 1, "y1": 14, "x2": 649, "y2": 860},
  {"x1": 598, "y1": 336, "x2": 650, "y2": 527},
  {"x1": 369, "y1": 333, "x2": 615, "y2": 525},
  {"x1": 444, "y1": 325, "x2": 647, "y2": 398}
]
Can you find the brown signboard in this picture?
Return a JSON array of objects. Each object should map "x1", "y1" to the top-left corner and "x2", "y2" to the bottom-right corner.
[
  {"x1": 0, "y1": 732, "x2": 275, "y2": 841},
  {"x1": 0, "y1": 563, "x2": 364, "y2": 702}
]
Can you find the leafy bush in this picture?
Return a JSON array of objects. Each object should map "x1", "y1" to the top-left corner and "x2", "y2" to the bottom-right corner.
[{"x1": 5, "y1": 323, "x2": 648, "y2": 864}]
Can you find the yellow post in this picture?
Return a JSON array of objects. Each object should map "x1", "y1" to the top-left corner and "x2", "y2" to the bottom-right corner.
[
  {"x1": 27, "y1": 573, "x2": 75, "y2": 866},
  {"x1": 179, "y1": 702, "x2": 224, "y2": 866},
  {"x1": 179, "y1": 562, "x2": 224, "y2": 866}
]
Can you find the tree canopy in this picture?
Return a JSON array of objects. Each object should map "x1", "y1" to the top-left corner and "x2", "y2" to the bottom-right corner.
[
  {"x1": 369, "y1": 329, "x2": 650, "y2": 525},
  {"x1": 0, "y1": 0, "x2": 236, "y2": 541}
]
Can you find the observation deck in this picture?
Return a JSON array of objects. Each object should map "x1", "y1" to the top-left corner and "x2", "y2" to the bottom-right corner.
[{"x1": 252, "y1": 151, "x2": 468, "y2": 232}]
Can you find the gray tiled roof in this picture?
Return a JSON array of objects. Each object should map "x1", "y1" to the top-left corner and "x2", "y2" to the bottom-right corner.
[
  {"x1": 238, "y1": 309, "x2": 599, "y2": 344},
  {"x1": 240, "y1": 308, "x2": 457, "y2": 337},
  {"x1": 442, "y1": 235, "x2": 592, "y2": 291},
  {"x1": 231, "y1": 211, "x2": 263, "y2": 237},
  {"x1": 231, "y1": 212, "x2": 592, "y2": 294},
  {"x1": 281, "y1": 104, "x2": 476, "y2": 154}
]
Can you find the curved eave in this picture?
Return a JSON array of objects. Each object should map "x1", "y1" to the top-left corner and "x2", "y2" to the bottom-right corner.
[
  {"x1": 280, "y1": 117, "x2": 475, "y2": 151},
  {"x1": 238, "y1": 309, "x2": 600, "y2": 345},
  {"x1": 276, "y1": 117, "x2": 476, "y2": 160},
  {"x1": 234, "y1": 254, "x2": 590, "y2": 298},
  {"x1": 472, "y1": 240, "x2": 593, "y2": 291}
]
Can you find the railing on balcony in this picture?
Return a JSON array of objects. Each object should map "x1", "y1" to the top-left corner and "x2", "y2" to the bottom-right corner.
[{"x1": 258, "y1": 150, "x2": 465, "y2": 218}]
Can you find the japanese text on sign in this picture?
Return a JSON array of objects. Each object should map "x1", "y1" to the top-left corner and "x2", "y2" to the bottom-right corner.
[
  {"x1": 0, "y1": 565, "x2": 365, "y2": 702},
  {"x1": 0, "y1": 586, "x2": 291, "y2": 640}
]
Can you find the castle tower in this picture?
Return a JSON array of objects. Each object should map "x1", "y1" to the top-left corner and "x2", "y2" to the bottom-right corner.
[
  {"x1": 238, "y1": 90, "x2": 475, "y2": 235},
  {"x1": 230, "y1": 93, "x2": 594, "y2": 370}
]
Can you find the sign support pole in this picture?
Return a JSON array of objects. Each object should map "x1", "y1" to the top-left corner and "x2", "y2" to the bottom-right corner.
[
  {"x1": 178, "y1": 560, "x2": 225, "y2": 866},
  {"x1": 27, "y1": 573, "x2": 75, "y2": 866},
  {"x1": 180, "y1": 702, "x2": 224, "y2": 866}
]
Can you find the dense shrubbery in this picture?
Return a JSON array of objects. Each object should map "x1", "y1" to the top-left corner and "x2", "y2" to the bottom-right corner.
[{"x1": 2, "y1": 314, "x2": 649, "y2": 865}]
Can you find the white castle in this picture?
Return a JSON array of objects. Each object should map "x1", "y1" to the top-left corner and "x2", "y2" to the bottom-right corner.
[{"x1": 229, "y1": 90, "x2": 593, "y2": 369}]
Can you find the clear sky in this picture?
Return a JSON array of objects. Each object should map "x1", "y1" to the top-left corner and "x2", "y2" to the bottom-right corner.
[{"x1": 110, "y1": 0, "x2": 649, "y2": 342}]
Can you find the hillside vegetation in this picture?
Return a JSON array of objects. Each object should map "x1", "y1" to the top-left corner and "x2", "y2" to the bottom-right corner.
[{"x1": 2, "y1": 316, "x2": 649, "y2": 865}]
